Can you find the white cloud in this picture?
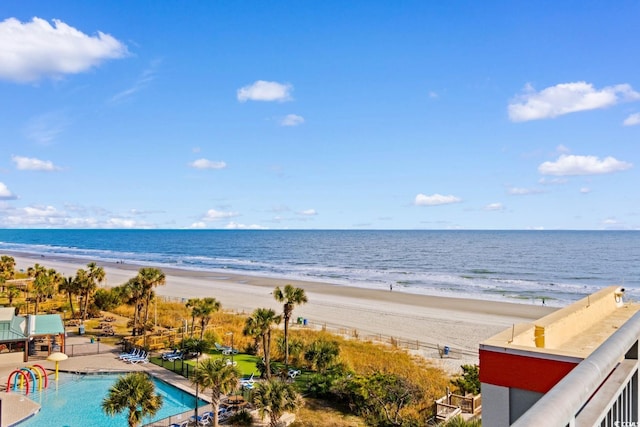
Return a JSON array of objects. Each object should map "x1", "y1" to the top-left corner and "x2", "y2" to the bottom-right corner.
[
  {"x1": 538, "y1": 177, "x2": 568, "y2": 185},
  {"x1": 12, "y1": 205, "x2": 71, "y2": 224},
  {"x1": 12, "y1": 155, "x2": 60, "y2": 171},
  {"x1": 105, "y1": 218, "x2": 139, "y2": 228},
  {"x1": 508, "y1": 82, "x2": 640, "y2": 122},
  {"x1": 414, "y1": 193, "x2": 462, "y2": 206},
  {"x1": 237, "y1": 80, "x2": 293, "y2": 102},
  {"x1": 224, "y1": 222, "x2": 267, "y2": 230},
  {"x1": 538, "y1": 154, "x2": 633, "y2": 176},
  {"x1": 0, "y1": 183, "x2": 17, "y2": 200},
  {"x1": 429, "y1": 91, "x2": 439, "y2": 99},
  {"x1": 24, "y1": 112, "x2": 68, "y2": 144},
  {"x1": 484, "y1": 203, "x2": 504, "y2": 211},
  {"x1": 110, "y1": 59, "x2": 161, "y2": 103},
  {"x1": 189, "y1": 159, "x2": 227, "y2": 170},
  {"x1": 600, "y1": 218, "x2": 633, "y2": 230},
  {"x1": 203, "y1": 209, "x2": 239, "y2": 221},
  {"x1": 189, "y1": 222, "x2": 207, "y2": 229},
  {"x1": 0, "y1": 203, "x2": 159, "y2": 228},
  {"x1": 281, "y1": 114, "x2": 305, "y2": 126},
  {"x1": 298, "y1": 209, "x2": 317, "y2": 216},
  {"x1": 623, "y1": 113, "x2": 640, "y2": 126},
  {"x1": 0, "y1": 17, "x2": 128, "y2": 83},
  {"x1": 507, "y1": 187, "x2": 543, "y2": 195},
  {"x1": 580, "y1": 187, "x2": 591, "y2": 194}
]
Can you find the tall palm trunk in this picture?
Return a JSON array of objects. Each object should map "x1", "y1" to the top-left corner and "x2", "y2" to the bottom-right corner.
[
  {"x1": 283, "y1": 310, "x2": 291, "y2": 365},
  {"x1": 143, "y1": 294, "x2": 151, "y2": 331},
  {"x1": 66, "y1": 290, "x2": 76, "y2": 317},
  {"x1": 262, "y1": 330, "x2": 271, "y2": 379}
]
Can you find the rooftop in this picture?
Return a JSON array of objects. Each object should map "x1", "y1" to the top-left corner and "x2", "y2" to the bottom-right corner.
[{"x1": 481, "y1": 286, "x2": 640, "y2": 359}]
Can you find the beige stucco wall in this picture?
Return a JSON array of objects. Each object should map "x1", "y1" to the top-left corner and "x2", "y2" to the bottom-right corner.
[{"x1": 535, "y1": 286, "x2": 623, "y2": 349}]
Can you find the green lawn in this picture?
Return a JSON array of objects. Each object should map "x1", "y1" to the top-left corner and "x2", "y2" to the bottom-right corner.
[{"x1": 151, "y1": 351, "x2": 261, "y2": 378}]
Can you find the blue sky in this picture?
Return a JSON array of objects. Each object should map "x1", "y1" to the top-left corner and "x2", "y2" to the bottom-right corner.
[{"x1": 0, "y1": 1, "x2": 638, "y2": 230}]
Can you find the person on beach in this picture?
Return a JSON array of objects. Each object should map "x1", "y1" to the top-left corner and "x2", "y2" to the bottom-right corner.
[{"x1": 389, "y1": 283, "x2": 393, "y2": 291}]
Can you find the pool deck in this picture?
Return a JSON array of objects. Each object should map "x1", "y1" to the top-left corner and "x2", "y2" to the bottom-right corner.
[{"x1": 0, "y1": 335, "x2": 213, "y2": 427}]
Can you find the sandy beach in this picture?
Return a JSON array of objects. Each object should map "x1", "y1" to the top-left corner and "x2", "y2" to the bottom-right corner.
[{"x1": 9, "y1": 252, "x2": 556, "y2": 370}]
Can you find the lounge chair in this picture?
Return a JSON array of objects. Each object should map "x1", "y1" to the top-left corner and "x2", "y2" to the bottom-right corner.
[
  {"x1": 225, "y1": 358, "x2": 237, "y2": 367},
  {"x1": 288, "y1": 369, "x2": 301, "y2": 379},
  {"x1": 128, "y1": 354, "x2": 149, "y2": 364},
  {"x1": 162, "y1": 350, "x2": 183, "y2": 361},
  {"x1": 169, "y1": 420, "x2": 189, "y2": 427},
  {"x1": 215, "y1": 342, "x2": 238, "y2": 355},
  {"x1": 165, "y1": 351, "x2": 183, "y2": 362},
  {"x1": 162, "y1": 349, "x2": 179, "y2": 359},
  {"x1": 190, "y1": 412, "x2": 211, "y2": 426},
  {"x1": 217, "y1": 408, "x2": 233, "y2": 422},
  {"x1": 214, "y1": 342, "x2": 229, "y2": 352},
  {"x1": 123, "y1": 351, "x2": 147, "y2": 363},
  {"x1": 119, "y1": 350, "x2": 143, "y2": 361},
  {"x1": 118, "y1": 348, "x2": 140, "y2": 360},
  {"x1": 239, "y1": 373, "x2": 254, "y2": 387}
]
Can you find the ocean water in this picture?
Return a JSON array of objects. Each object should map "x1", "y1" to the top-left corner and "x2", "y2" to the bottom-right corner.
[{"x1": 0, "y1": 229, "x2": 638, "y2": 307}]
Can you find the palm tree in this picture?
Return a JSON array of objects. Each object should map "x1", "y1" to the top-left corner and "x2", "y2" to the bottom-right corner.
[
  {"x1": 102, "y1": 372, "x2": 163, "y2": 427},
  {"x1": 58, "y1": 276, "x2": 79, "y2": 318},
  {"x1": 182, "y1": 337, "x2": 209, "y2": 358},
  {"x1": 6, "y1": 285, "x2": 20, "y2": 306},
  {"x1": 74, "y1": 268, "x2": 91, "y2": 321},
  {"x1": 121, "y1": 277, "x2": 146, "y2": 336},
  {"x1": 26, "y1": 263, "x2": 46, "y2": 279},
  {"x1": 31, "y1": 267, "x2": 59, "y2": 314},
  {"x1": 276, "y1": 336, "x2": 304, "y2": 365},
  {"x1": 243, "y1": 308, "x2": 282, "y2": 379},
  {"x1": 78, "y1": 262, "x2": 105, "y2": 322},
  {"x1": 185, "y1": 297, "x2": 221, "y2": 339},
  {"x1": 253, "y1": 379, "x2": 302, "y2": 427},
  {"x1": 196, "y1": 297, "x2": 221, "y2": 340},
  {"x1": 192, "y1": 358, "x2": 240, "y2": 427},
  {"x1": 304, "y1": 339, "x2": 340, "y2": 374},
  {"x1": 0, "y1": 255, "x2": 15, "y2": 281},
  {"x1": 186, "y1": 298, "x2": 200, "y2": 337},
  {"x1": 273, "y1": 284, "x2": 307, "y2": 366},
  {"x1": 137, "y1": 267, "x2": 165, "y2": 330}
]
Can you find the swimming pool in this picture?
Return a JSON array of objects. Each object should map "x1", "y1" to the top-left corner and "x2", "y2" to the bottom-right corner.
[{"x1": 19, "y1": 372, "x2": 205, "y2": 426}]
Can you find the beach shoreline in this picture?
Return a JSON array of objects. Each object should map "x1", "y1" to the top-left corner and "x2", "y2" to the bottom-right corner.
[{"x1": 7, "y1": 250, "x2": 556, "y2": 370}]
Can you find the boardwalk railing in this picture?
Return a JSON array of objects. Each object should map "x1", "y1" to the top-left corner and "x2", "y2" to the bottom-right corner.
[
  {"x1": 513, "y1": 311, "x2": 640, "y2": 427},
  {"x1": 435, "y1": 392, "x2": 482, "y2": 422}
]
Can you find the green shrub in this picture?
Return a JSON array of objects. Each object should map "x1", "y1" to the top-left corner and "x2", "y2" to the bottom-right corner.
[
  {"x1": 451, "y1": 365, "x2": 480, "y2": 395},
  {"x1": 228, "y1": 408, "x2": 253, "y2": 425},
  {"x1": 331, "y1": 372, "x2": 422, "y2": 426}
]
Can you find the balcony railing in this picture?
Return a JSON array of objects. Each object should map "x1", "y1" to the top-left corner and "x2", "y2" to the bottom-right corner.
[{"x1": 513, "y1": 311, "x2": 640, "y2": 427}]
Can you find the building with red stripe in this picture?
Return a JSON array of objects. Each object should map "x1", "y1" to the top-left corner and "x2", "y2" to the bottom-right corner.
[{"x1": 480, "y1": 286, "x2": 639, "y2": 426}]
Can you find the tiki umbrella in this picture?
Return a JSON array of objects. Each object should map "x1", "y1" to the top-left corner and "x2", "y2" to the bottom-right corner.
[{"x1": 47, "y1": 352, "x2": 68, "y2": 381}]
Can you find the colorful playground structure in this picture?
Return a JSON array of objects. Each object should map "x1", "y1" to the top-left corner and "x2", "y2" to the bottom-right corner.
[{"x1": 5, "y1": 364, "x2": 49, "y2": 395}]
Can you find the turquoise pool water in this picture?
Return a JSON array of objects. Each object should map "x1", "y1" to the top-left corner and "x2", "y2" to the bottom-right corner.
[{"x1": 19, "y1": 373, "x2": 204, "y2": 426}]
